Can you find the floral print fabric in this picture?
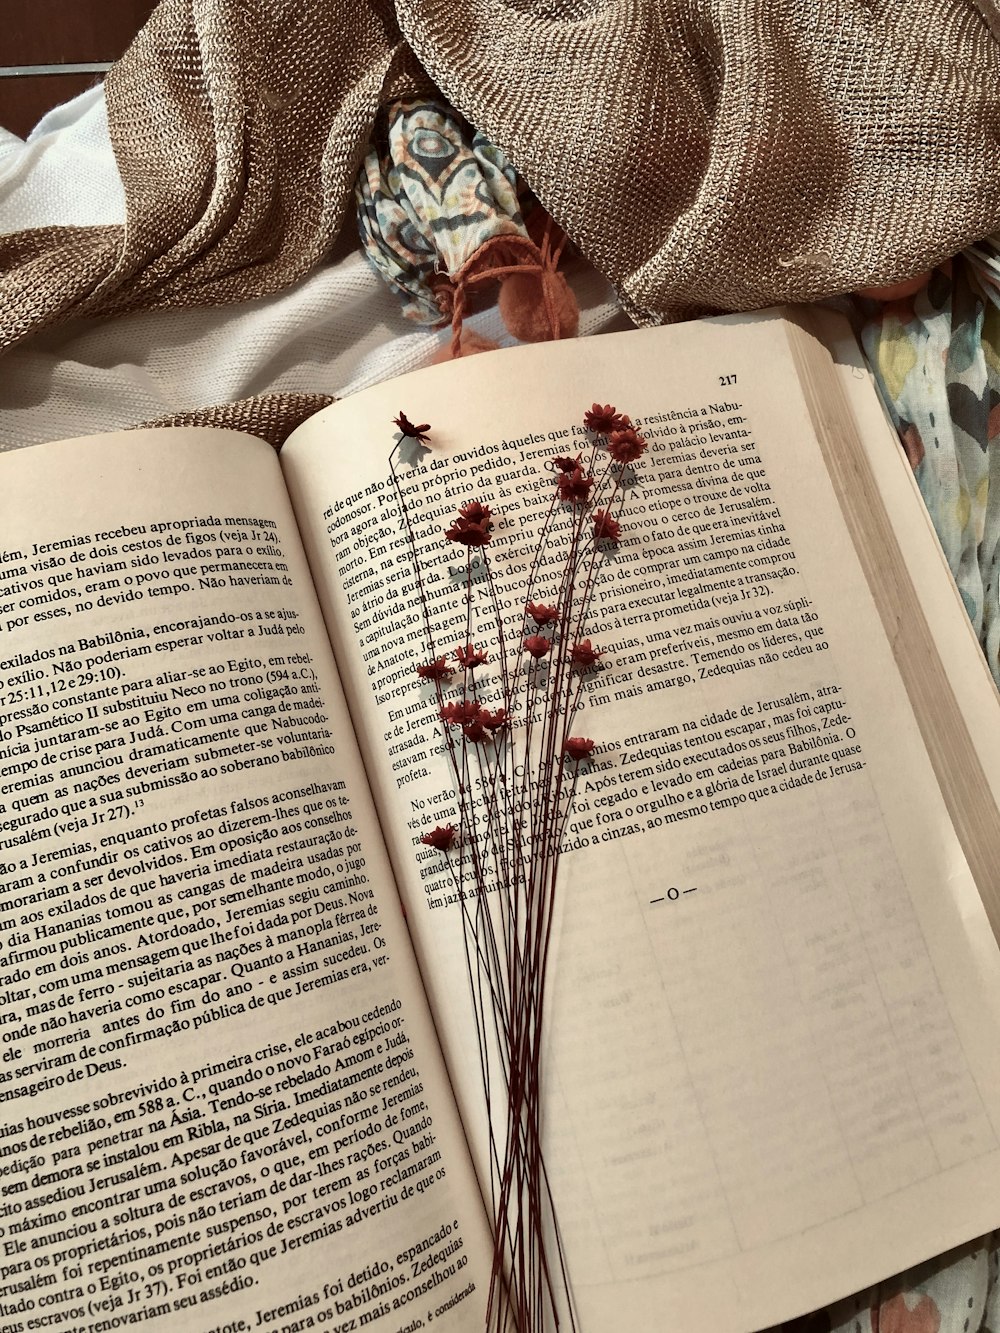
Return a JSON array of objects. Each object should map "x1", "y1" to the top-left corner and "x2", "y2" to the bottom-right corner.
[
  {"x1": 855, "y1": 244, "x2": 1000, "y2": 684},
  {"x1": 820, "y1": 1234, "x2": 1000, "y2": 1333},
  {"x1": 355, "y1": 99, "x2": 527, "y2": 325}
]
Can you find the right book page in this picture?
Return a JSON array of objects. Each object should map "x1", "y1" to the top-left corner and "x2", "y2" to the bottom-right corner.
[{"x1": 282, "y1": 311, "x2": 1000, "y2": 1331}]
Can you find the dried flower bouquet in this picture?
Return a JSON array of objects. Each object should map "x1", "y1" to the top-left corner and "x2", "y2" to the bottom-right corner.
[{"x1": 390, "y1": 405, "x2": 647, "y2": 1332}]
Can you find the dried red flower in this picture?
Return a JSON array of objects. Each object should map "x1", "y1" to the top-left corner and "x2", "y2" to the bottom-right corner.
[
  {"x1": 455, "y1": 644, "x2": 488, "y2": 669},
  {"x1": 421, "y1": 824, "x2": 456, "y2": 850},
  {"x1": 551, "y1": 454, "x2": 583, "y2": 474},
  {"x1": 458, "y1": 500, "x2": 492, "y2": 524},
  {"x1": 526, "y1": 601, "x2": 559, "y2": 626},
  {"x1": 440, "y1": 700, "x2": 507, "y2": 737},
  {"x1": 570, "y1": 639, "x2": 604, "y2": 667},
  {"x1": 416, "y1": 657, "x2": 452, "y2": 681},
  {"x1": 394, "y1": 412, "x2": 431, "y2": 444},
  {"x1": 523, "y1": 635, "x2": 552, "y2": 658},
  {"x1": 478, "y1": 707, "x2": 508, "y2": 731},
  {"x1": 583, "y1": 403, "x2": 626, "y2": 435},
  {"x1": 440, "y1": 699, "x2": 481, "y2": 726},
  {"x1": 592, "y1": 509, "x2": 621, "y2": 542},
  {"x1": 557, "y1": 467, "x2": 595, "y2": 504},
  {"x1": 563, "y1": 737, "x2": 596, "y2": 761},
  {"x1": 445, "y1": 510, "x2": 492, "y2": 546},
  {"x1": 607, "y1": 427, "x2": 647, "y2": 464}
]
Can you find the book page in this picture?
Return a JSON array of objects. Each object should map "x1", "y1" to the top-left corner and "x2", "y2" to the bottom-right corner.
[
  {"x1": 793, "y1": 313, "x2": 1000, "y2": 939},
  {"x1": 0, "y1": 431, "x2": 492, "y2": 1332},
  {"x1": 281, "y1": 316, "x2": 1000, "y2": 1331}
]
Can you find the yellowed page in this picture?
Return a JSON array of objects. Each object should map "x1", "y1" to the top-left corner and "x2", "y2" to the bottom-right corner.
[
  {"x1": 0, "y1": 430, "x2": 492, "y2": 1330},
  {"x1": 282, "y1": 314, "x2": 1000, "y2": 1331}
]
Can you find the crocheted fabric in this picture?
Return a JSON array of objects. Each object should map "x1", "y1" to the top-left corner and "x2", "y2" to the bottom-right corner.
[{"x1": 6, "y1": 0, "x2": 1000, "y2": 375}]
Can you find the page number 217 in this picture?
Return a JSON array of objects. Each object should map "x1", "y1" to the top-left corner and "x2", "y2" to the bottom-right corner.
[{"x1": 718, "y1": 373, "x2": 737, "y2": 386}]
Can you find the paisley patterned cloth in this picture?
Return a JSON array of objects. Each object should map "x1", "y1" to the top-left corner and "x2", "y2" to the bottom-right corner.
[
  {"x1": 855, "y1": 243, "x2": 1000, "y2": 685},
  {"x1": 822, "y1": 1233, "x2": 1000, "y2": 1333},
  {"x1": 356, "y1": 99, "x2": 529, "y2": 325}
]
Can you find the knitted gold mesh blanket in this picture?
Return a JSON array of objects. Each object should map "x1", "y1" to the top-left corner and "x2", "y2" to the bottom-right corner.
[{"x1": 3, "y1": 0, "x2": 1000, "y2": 362}]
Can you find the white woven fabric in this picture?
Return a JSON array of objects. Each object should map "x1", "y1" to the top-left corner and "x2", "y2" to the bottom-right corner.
[{"x1": 0, "y1": 87, "x2": 125, "y2": 230}]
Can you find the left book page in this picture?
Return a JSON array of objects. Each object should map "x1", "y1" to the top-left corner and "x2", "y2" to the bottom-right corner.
[{"x1": 0, "y1": 430, "x2": 493, "y2": 1331}]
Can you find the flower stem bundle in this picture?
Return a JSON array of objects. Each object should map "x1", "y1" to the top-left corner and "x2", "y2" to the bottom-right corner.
[{"x1": 391, "y1": 404, "x2": 646, "y2": 1332}]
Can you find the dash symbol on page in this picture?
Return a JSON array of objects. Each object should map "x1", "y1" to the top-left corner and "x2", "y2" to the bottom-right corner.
[{"x1": 649, "y1": 887, "x2": 698, "y2": 905}]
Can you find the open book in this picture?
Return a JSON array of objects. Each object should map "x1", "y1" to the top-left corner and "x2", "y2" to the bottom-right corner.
[{"x1": 3, "y1": 309, "x2": 1000, "y2": 1333}]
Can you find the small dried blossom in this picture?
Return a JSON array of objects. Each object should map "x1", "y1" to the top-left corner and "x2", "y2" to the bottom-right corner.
[
  {"x1": 526, "y1": 601, "x2": 559, "y2": 626},
  {"x1": 607, "y1": 426, "x2": 647, "y2": 464},
  {"x1": 394, "y1": 412, "x2": 431, "y2": 444},
  {"x1": 583, "y1": 403, "x2": 626, "y2": 435},
  {"x1": 455, "y1": 643, "x2": 488, "y2": 669},
  {"x1": 478, "y1": 707, "x2": 508, "y2": 731},
  {"x1": 440, "y1": 699, "x2": 481, "y2": 727},
  {"x1": 416, "y1": 656, "x2": 452, "y2": 681},
  {"x1": 420, "y1": 824, "x2": 456, "y2": 850},
  {"x1": 551, "y1": 454, "x2": 582, "y2": 474},
  {"x1": 462, "y1": 720, "x2": 490, "y2": 744},
  {"x1": 557, "y1": 467, "x2": 595, "y2": 504},
  {"x1": 445, "y1": 500, "x2": 492, "y2": 546},
  {"x1": 563, "y1": 737, "x2": 596, "y2": 761},
  {"x1": 523, "y1": 635, "x2": 552, "y2": 659},
  {"x1": 570, "y1": 639, "x2": 604, "y2": 668},
  {"x1": 445, "y1": 517, "x2": 491, "y2": 546},
  {"x1": 458, "y1": 500, "x2": 491, "y2": 524},
  {"x1": 592, "y1": 509, "x2": 621, "y2": 542}
]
